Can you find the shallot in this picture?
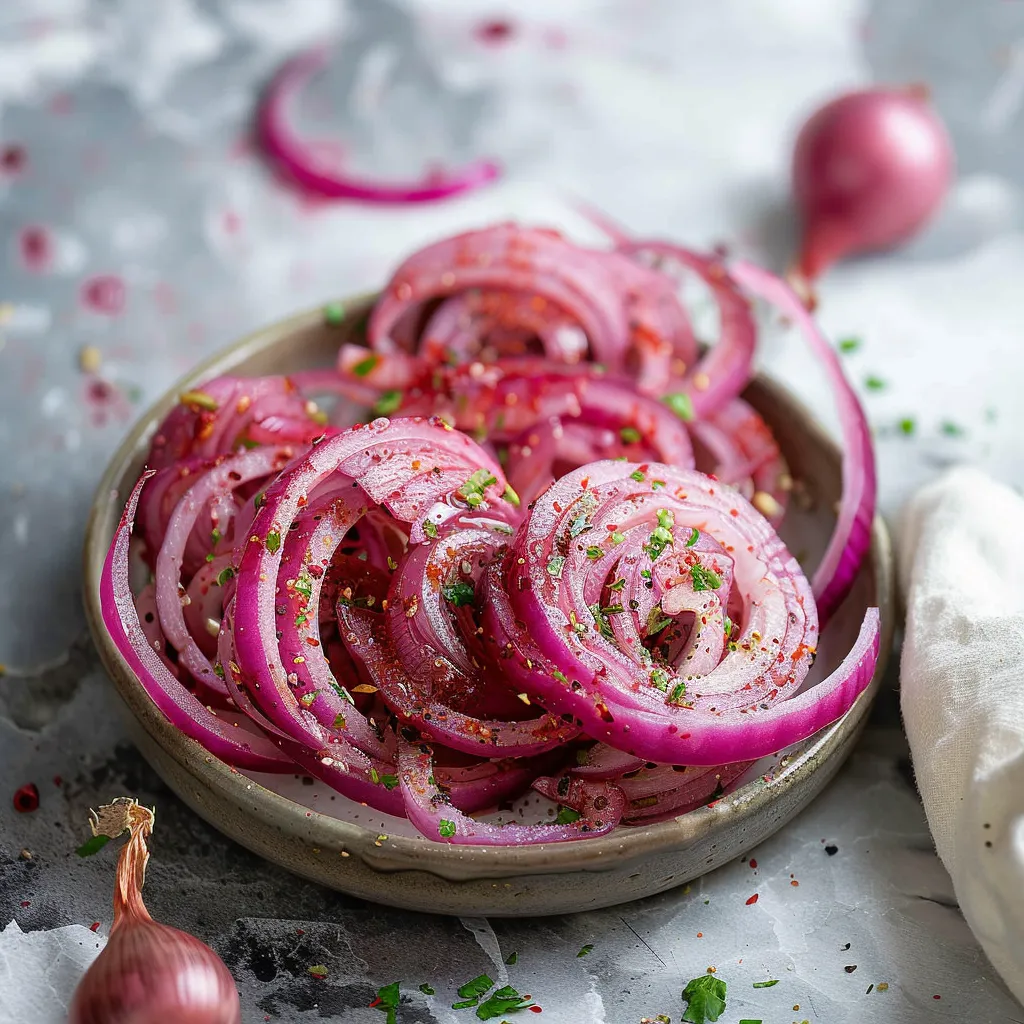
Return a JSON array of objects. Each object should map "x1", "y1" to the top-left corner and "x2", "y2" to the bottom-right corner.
[{"x1": 791, "y1": 86, "x2": 954, "y2": 286}]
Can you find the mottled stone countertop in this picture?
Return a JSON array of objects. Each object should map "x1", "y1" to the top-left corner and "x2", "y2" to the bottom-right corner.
[{"x1": 3, "y1": 1, "x2": 1024, "y2": 1021}]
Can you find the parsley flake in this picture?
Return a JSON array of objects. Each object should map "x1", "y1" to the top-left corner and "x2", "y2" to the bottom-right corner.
[
  {"x1": 681, "y1": 974, "x2": 727, "y2": 1023},
  {"x1": 442, "y1": 581, "x2": 476, "y2": 607},
  {"x1": 372, "y1": 981, "x2": 401, "y2": 1024},
  {"x1": 476, "y1": 985, "x2": 534, "y2": 1019},
  {"x1": 438, "y1": 819, "x2": 457, "y2": 838},
  {"x1": 552, "y1": 670, "x2": 569, "y2": 685},
  {"x1": 608, "y1": 577, "x2": 626, "y2": 591},
  {"x1": 941, "y1": 419, "x2": 965, "y2": 437},
  {"x1": 864, "y1": 375, "x2": 886, "y2": 391},
  {"x1": 586, "y1": 545, "x2": 604, "y2": 560},
  {"x1": 899, "y1": 416, "x2": 916, "y2": 435},
  {"x1": 664, "y1": 392, "x2": 695, "y2": 421},
  {"x1": 419, "y1": 983, "x2": 435, "y2": 995},
  {"x1": 505, "y1": 951, "x2": 518, "y2": 965},
  {"x1": 546, "y1": 554, "x2": 566, "y2": 578},
  {"x1": 373, "y1": 390, "x2": 402, "y2": 416},
  {"x1": 646, "y1": 604, "x2": 673, "y2": 637},
  {"x1": 645, "y1": 509, "x2": 675, "y2": 561},
  {"x1": 556, "y1": 806, "x2": 582, "y2": 825},
  {"x1": 323, "y1": 301, "x2": 345, "y2": 325},
  {"x1": 458, "y1": 974, "x2": 494, "y2": 1000},
  {"x1": 460, "y1": 468, "x2": 498, "y2": 507},
  {"x1": 690, "y1": 563, "x2": 722, "y2": 591},
  {"x1": 838, "y1": 336, "x2": 861, "y2": 354},
  {"x1": 649, "y1": 667, "x2": 670, "y2": 692},
  {"x1": 630, "y1": 469, "x2": 646, "y2": 482},
  {"x1": 503, "y1": 484, "x2": 521, "y2": 507},
  {"x1": 620, "y1": 426, "x2": 641, "y2": 444},
  {"x1": 668, "y1": 681, "x2": 688, "y2": 704},
  {"x1": 352, "y1": 353, "x2": 379, "y2": 377},
  {"x1": 686, "y1": 527, "x2": 700, "y2": 547},
  {"x1": 216, "y1": 566, "x2": 236, "y2": 586},
  {"x1": 75, "y1": 834, "x2": 112, "y2": 858},
  {"x1": 307, "y1": 964, "x2": 328, "y2": 979},
  {"x1": 265, "y1": 531, "x2": 281, "y2": 554},
  {"x1": 751, "y1": 979, "x2": 779, "y2": 989},
  {"x1": 381, "y1": 774, "x2": 400, "y2": 790},
  {"x1": 423, "y1": 520, "x2": 439, "y2": 539},
  {"x1": 577, "y1": 944, "x2": 594, "y2": 957}
]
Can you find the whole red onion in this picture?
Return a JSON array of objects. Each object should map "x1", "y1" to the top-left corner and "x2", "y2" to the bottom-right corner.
[
  {"x1": 68, "y1": 800, "x2": 241, "y2": 1024},
  {"x1": 792, "y1": 86, "x2": 954, "y2": 283}
]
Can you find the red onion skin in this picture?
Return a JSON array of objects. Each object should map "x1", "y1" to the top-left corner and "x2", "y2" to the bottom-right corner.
[
  {"x1": 793, "y1": 87, "x2": 954, "y2": 280},
  {"x1": 69, "y1": 808, "x2": 241, "y2": 1024}
]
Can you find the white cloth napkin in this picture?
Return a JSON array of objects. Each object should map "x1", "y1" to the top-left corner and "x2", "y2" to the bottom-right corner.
[{"x1": 900, "y1": 466, "x2": 1024, "y2": 1005}]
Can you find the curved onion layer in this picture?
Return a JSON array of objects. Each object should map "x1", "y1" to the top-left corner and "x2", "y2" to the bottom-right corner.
[
  {"x1": 501, "y1": 460, "x2": 878, "y2": 765},
  {"x1": 259, "y1": 46, "x2": 500, "y2": 204},
  {"x1": 102, "y1": 220, "x2": 882, "y2": 845},
  {"x1": 101, "y1": 476, "x2": 295, "y2": 773},
  {"x1": 727, "y1": 261, "x2": 876, "y2": 625},
  {"x1": 398, "y1": 738, "x2": 624, "y2": 845}
]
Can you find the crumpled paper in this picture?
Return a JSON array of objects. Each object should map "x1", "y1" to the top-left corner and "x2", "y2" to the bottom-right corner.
[{"x1": 0, "y1": 920, "x2": 105, "y2": 1023}]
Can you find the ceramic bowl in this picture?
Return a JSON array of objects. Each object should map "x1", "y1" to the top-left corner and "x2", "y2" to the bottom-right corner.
[{"x1": 83, "y1": 295, "x2": 894, "y2": 917}]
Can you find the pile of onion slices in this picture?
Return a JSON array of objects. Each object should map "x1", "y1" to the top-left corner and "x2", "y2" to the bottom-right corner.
[{"x1": 100, "y1": 222, "x2": 879, "y2": 845}]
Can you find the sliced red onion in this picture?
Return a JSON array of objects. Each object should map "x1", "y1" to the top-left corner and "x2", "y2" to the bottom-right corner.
[
  {"x1": 259, "y1": 46, "x2": 500, "y2": 204},
  {"x1": 100, "y1": 475, "x2": 295, "y2": 773},
  {"x1": 397, "y1": 738, "x2": 624, "y2": 845},
  {"x1": 728, "y1": 260, "x2": 876, "y2": 625}
]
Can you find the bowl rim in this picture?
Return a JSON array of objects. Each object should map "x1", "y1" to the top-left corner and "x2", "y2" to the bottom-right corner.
[{"x1": 82, "y1": 297, "x2": 895, "y2": 877}]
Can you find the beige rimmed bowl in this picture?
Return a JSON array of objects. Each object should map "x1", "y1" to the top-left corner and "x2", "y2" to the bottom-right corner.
[{"x1": 83, "y1": 295, "x2": 894, "y2": 917}]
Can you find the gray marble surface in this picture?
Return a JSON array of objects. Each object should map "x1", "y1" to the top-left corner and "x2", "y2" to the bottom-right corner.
[{"x1": 3, "y1": 1, "x2": 1024, "y2": 1021}]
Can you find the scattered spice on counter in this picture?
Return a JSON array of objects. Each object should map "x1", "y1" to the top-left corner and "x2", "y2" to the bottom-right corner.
[
  {"x1": 864, "y1": 375, "x2": 886, "y2": 391},
  {"x1": 577, "y1": 944, "x2": 594, "y2": 957},
  {"x1": 752, "y1": 980, "x2": 778, "y2": 989},
  {"x1": 745, "y1": 894, "x2": 759, "y2": 905},
  {"x1": 844, "y1": 965, "x2": 858, "y2": 974},
  {"x1": 824, "y1": 845, "x2": 838, "y2": 856},
  {"x1": 307, "y1": 964, "x2": 327, "y2": 979},
  {"x1": 838, "y1": 337, "x2": 861, "y2": 354},
  {"x1": 748, "y1": 858, "x2": 757, "y2": 869},
  {"x1": 13, "y1": 783, "x2": 39, "y2": 812}
]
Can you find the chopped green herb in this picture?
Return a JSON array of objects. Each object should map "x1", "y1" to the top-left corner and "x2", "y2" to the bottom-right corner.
[
  {"x1": 723, "y1": 616, "x2": 733, "y2": 639},
  {"x1": 458, "y1": 974, "x2": 494, "y2": 1000},
  {"x1": 299, "y1": 691, "x2": 317, "y2": 708},
  {"x1": 630, "y1": 469, "x2": 646, "y2": 482},
  {"x1": 293, "y1": 569, "x2": 313, "y2": 601},
  {"x1": 216, "y1": 566, "x2": 235, "y2": 586},
  {"x1": 505, "y1": 951, "x2": 518, "y2": 965},
  {"x1": 460, "y1": 469, "x2": 499, "y2": 507},
  {"x1": 370, "y1": 767, "x2": 381, "y2": 784},
  {"x1": 649, "y1": 667, "x2": 670, "y2": 692},
  {"x1": 739, "y1": 1020, "x2": 763, "y2": 1024},
  {"x1": 864, "y1": 375, "x2": 886, "y2": 391},
  {"x1": 253, "y1": 492, "x2": 266, "y2": 509},
  {"x1": 645, "y1": 508, "x2": 675, "y2": 561},
  {"x1": 266, "y1": 531, "x2": 281, "y2": 554},
  {"x1": 307, "y1": 964, "x2": 328, "y2": 979},
  {"x1": 372, "y1": 981, "x2": 401, "y2": 1024},
  {"x1": 75, "y1": 834, "x2": 112, "y2": 858},
  {"x1": 686, "y1": 527, "x2": 700, "y2": 547},
  {"x1": 664, "y1": 392, "x2": 694, "y2": 421},
  {"x1": 556, "y1": 806, "x2": 582, "y2": 825},
  {"x1": 332, "y1": 680, "x2": 355, "y2": 705},
  {"x1": 476, "y1": 985, "x2": 534, "y2": 1020},
  {"x1": 601, "y1": 604, "x2": 625, "y2": 615},
  {"x1": 589, "y1": 603, "x2": 614, "y2": 641},
  {"x1": 442, "y1": 581, "x2": 476, "y2": 607},
  {"x1": 205, "y1": 552, "x2": 215, "y2": 563},
  {"x1": 423, "y1": 520, "x2": 439, "y2": 539},
  {"x1": 438, "y1": 819, "x2": 457, "y2": 838},
  {"x1": 323, "y1": 301, "x2": 346, "y2": 325},
  {"x1": 381, "y1": 774, "x2": 400, "y2": 790},
  {"x1": 332, "y1": 713, "x2": 347, "y2": 730},
  {"x1": 681, "y1": 974, "x2": 727, "y2": 1023},
  {"x1": 352, "y1": 353, "x2": 379, "y2": 377},
  {"x1": 452, "y1": 998, "x2": 480, "y2": 1009},
  {"x1": 898, "y1": 417, "x2": 916, "y2": 436},
  {"x1": 690, "y1": 563, "x2": 722, "y2": 591},
  {"x1": 838, "y1": 336, "x2": 861, "y2": 354},
  {"x1": 570, "y1": 512, "x2": 590, "y2": 537},
  {"x1": 940, "y1": 419, "x2": 964, "y2": 437},
  {"x1": 620, "y1": 426, "x2": 641, "y2": 444},
  {"x1": 214, "y1": 662, "x2": 225, "y2": 679},
  {"x1": 503, "y1": 484, "x2": 521, "y2": 507},
  {"x1": 239, "y1": 437, "x2": 260, "y2": 450},
  {"x1": 211, "y1": 528, "x2": 222, "y2": 546},
  {"x1": 608, "y1": 577, "x2": 626, "y2": 591},
  {"x1": 646, "y1": 604, "x2": 673, "y2": 637},
  {"x1": 546, "y1": 554, "x2": 566, "y2": 578},
  {"x1": 610, "y1": 531, "x2": 625, "y2": 545},
  {"x1": 651, "y1": 479, "x2": 666, "y2": 490},
  {"x1": 294, "y1": 611, "x2": 309, "y2": 628},
  {"x1": 179, "y1": 389, "x2": 219, "y2": 412},
  {"x1": 668, "y1": 681, "x2": 687, "y2": 704},
  {"x1": 586, "y1": 545, "x2": 604, "y2": 560},
  {"x1": 752, "y1": 979, "x2": 779, "y2": 989},
  {"x1": 373, "y1": 390, "x2": 403, "y2": 416},
  {"x1": 577, "y1": 944, "x2": 594, "y2": 957},
  {"x1": 419, "y1": 983, "x2": 435, "y2": 995}
]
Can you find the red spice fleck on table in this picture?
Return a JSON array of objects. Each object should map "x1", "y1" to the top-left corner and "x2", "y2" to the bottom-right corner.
[
  {"x1": 745, "y1": 893, "x2": 759, "y2": 905},
  {"x1": 1, "y1": 145, "x2": 26, "y2": 173},
  {"x1": 90, "y1": 922, "x2": 101, "y2": 932},
  {"x1": 475, "y1": 19, "x2": 515, "y2": 44},
  {"x1": 791, "y1": 879, "x2": 800, "y2": 887},
  {"x1": 13, "y1": 783, "x2": 39, "y2": 812},
  {"x1": 20, "y1": 901, "x2": 30, "y2": 908},
  {"x1": 933, "y1": 994, "x2": 941, "y2": 1000},
  {"x1": 81, "y1": 274, "x2": 126, "y2": 315},
  {"x1": 19, "y1": 226, "x2": 52, "y2": 271},
  {"x1": 52, "y1": 775, "x2": 62, "y2": 787},
  {"x1": 529, "y1": 1006, "x2": 543, "y2": 1013},
  {"x1": 749, "y1": 857, "x2": 757, "y2": 869}
]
